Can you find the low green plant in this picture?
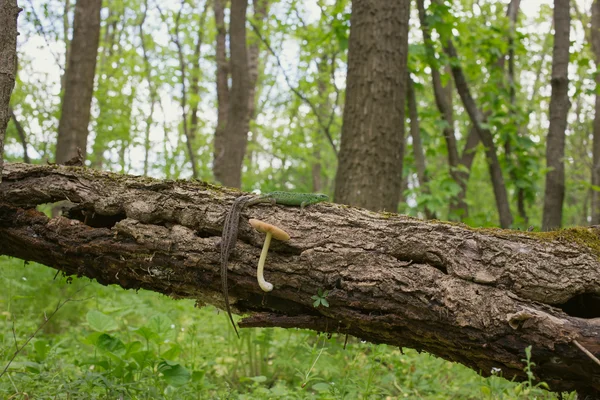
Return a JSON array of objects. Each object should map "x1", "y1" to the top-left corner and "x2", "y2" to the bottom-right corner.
[{"x1": 311, "y1": 289, "x2": 330, "y2": 308}]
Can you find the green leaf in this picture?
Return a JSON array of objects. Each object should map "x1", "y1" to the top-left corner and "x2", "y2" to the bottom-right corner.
[
  {"x1": 86, "y1": 310, "x2": 118, "y2": 332},
  {"x1": 320, "y1": 298, "x2": 329, "y2": 308},
  {"x1": 131, "y1": 350, "x2": 154, "y2": 370},
  {"x1": 96, "y1": 333, "x2": 125, "y2": 355},
  {"x1": 161, "y1": 344, "x2": 182, "y2": 360},
  {"x1": 33, "y1": 340, "x2": 50, "y2": 362},
  {"x1": 312, "y1": 382, "x2": 330, "y2": 392},
  {"x1": 248, "y1": 375, "x2": 267, "y2": 383},
  {"x1": 158, "y1": 360, "x2": 191, "y2": 387},
  {"x1": 313, "y1": 299, "x2": 321, "y2": 308},
  {"x1": 135, "y1": 326, "x2": 158, "y2": 342},
  {"x1": 147, "y1": 314, "x2": 173, "y2": 335}
]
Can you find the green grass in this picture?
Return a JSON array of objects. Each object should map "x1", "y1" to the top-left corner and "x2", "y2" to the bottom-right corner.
[{"x1": 0, "y1": 257, "x2": 570, "y2": 399}]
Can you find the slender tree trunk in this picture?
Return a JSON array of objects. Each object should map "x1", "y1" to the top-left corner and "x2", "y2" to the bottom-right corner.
[
  {"x1": 139, "y1": 0, "x2": 156, "y2": 177},
  {"x1": 89, "y1": 6, "x2": 116, "y2": 170},
  {"x1": 55, "y1": 0, "x2": 102, "y2": 164},
  {"x1": 442, "y1": 39, "x2": 513, "y2": 228},
  {"x1": 416, "y1": 0, "x2": 468, "y2": 220},
  {"x1": 0, "y1": 0, "x2": 20, "y2": 182},
  {"x1": 334, "y1": 0, "x2": 410, "y2": 212},
  {"x1": 502, "y1": 0, "x2": 527, "y2": 224},
  {"x1": 243, "y1": 0, "x2": 268, "y2": 144},
  {"x1": 407, "y1": 76, "x2": 434, "y2": 219},
  {"x1": 9, "y1": 108, "x2": 29, "y2": 163},
  {"x1": 189, "y1": 2, "x2": 210, "y2": 144},
  {"x1": 173, "y1": 0, "x2": 198, "y2": 179},
  {"x1": 591, "y1": 0, "x2": 600, "y2": 224},
  {"x1": 61, "y1": 0, "x2": 71, "y2": 94},
  {"x1": 542, "y1": 0, "x2": 571, "y2": 231},
  {"x1": 312, "y1": 57, "x2": 330, "y2": 194}
]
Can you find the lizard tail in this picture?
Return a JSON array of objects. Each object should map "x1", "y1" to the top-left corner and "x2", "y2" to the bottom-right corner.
[
  {"x1": 220, "y1": 195, "x2": 252, "y2": 339},
  {"x1": 222, "y1": 264, "x2": 240, "y2": 338}
]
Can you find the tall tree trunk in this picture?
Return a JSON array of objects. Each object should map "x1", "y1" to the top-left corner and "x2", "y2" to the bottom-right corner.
[
  {"x1": 55, "y1": 0, "x2": 102, "y2": 164},
  {"x1": 213, "y1": 0, "x2": 229, "y2": 143},
  {"x1": 406, "y1": 76, "x2": 434, "y2": 219},
  {"x1": 503, "y1": 0, "x2": 527, "y2": 224},
  {"x1": 416, "y1": 0, "x2": 469, "y2": 220},
  {"x1": 591, "y1": 0, "x2": 600, "y2": 224},
  {"x1": 243, "y1": 0, "x2": 268, "y2": 146},
  {"x1": 189, "y1": 2, "x2": 210, "y2": 145},
  {"x1": 0, "y1": 0, "x2": 19, "y2": 182},
  {"x1": 139, "y1": 0, "x2": 156, "y2": 177},
  {"x1": 213, "y1": 0, "x2": 249, "y2": 188},
  {"x1": 442, "y1": 39, "x2": 513, "y2": 228},
  {"x1": 334, "y1": 0, "x2": 410, "y2": 212},
  {"x1": 61, "y1": 0, "x2": 71, "y2": 94},
  {"x1": 89, "y1": 5, "x2": 116, "y2": 170},
  {"x1": 173, "y1": 0, "x2": 198, "y2": 179},
  {"x1": 542, "y1": 0, "x2": 571, "y2": 231},
  {"x1": 9, "y1": 108, "x2": 29, "y2": 163}
]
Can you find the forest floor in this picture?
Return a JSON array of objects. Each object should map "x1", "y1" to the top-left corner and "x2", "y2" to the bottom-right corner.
[{"x1": 0, "y1": 257, "x2": 570, "y2": 399}]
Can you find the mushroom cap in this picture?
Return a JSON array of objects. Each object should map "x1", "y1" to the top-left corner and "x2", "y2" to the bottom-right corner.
[{"x1": 249, "y1": 219, "x2": 290, "y2": 241}]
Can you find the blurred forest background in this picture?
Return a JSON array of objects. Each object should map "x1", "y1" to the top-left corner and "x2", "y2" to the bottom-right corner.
[{"x1": 0, "y1": 0, "x2": 596, "y2": 397}]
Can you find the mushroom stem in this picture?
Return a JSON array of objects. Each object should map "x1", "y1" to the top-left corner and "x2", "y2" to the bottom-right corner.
[{"x1": 257, "y1": 232, "x2": 274, "y2": 292}]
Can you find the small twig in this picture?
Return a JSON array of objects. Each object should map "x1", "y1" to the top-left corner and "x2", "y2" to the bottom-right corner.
[
  {"x1": 0, "y1": 287, "x2": 88, "y2": 379},
  {"x1": 248, "y1": 21, "x2": 339, "y2": 157},
  {"x1": 573, "y1": 340, "x2": 600, "y2": 367},
  {"x1": 11, "y1": 321, "x2": 18, "y2": 352}
]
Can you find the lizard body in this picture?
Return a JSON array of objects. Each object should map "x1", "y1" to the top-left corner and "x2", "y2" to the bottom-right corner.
[
  {"x1": 262, "y1": 191, "x2": 329, "y2": 209},
  {"x1": 219, "y1": 191, "x2": 328, "y2": 337}
]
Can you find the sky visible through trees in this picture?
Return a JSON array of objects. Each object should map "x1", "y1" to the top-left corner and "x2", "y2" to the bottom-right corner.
[{"x1": 14, "y1": 0, "x2": 573, "y2": 174}]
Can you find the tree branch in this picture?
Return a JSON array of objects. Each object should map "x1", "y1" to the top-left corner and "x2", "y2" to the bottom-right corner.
[
  {"x1": 248, "y1": 21, "x2": 339, "y2": 157},
  {"x1": 2, "y1": 163, "x2": 600, "y2": 393}
]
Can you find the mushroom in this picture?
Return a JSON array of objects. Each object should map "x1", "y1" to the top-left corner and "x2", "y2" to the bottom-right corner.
[{"x1": 248, "y1": 219, "x2": 290, "y2": 292}]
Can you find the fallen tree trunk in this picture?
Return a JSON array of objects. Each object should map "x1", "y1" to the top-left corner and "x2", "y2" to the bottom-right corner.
[{"x1": 1, "y1": 163, "x2": 600, "y2": 394}]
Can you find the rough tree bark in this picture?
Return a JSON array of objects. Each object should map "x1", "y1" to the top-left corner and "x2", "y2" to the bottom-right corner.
[
  {"x1": 0, "y1": 0, "x2": 20, "y2": 182},
  {"x1": 542, "y1": 0, "x2": 571, "y2": 231},
  {"x1": 2, "y1": 163, "x2": 600, "y2": 395},
  {"x1": 55, "y1": 0, "x2": 102, "y2": 164},
  {"x1": 591, "y1": 0, "x2": 600, "y2": 224},
  {"x1": 213, "y1": 0, "x2": 250, "y2": 188},
  {"x1": 334, "y1": 0, "x2": 410, "y2": 212}
]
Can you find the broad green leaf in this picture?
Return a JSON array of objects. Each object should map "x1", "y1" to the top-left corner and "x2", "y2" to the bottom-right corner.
[
  {"x1": 86, "y1": 310, "x2": 118, "y2": 332},
  {"x1": 146, "y1": 314, "x2": 173, "y2": 335},
  {"x1": 312, "y1": 382, "x2": 330, "y2": 392},
  {"x1": 161, "y1": 344, "x2": 182, "y2": 360},
  {"x1": 158, "y1": 360, "x2": 191, "y2": 387},
  {"x1": 96, "y1": 333, "x2": 125, "y2": 355}
]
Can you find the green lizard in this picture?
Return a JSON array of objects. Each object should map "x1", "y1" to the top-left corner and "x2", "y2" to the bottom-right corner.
[{"x1": 219, "y1": 191, "x2": 329, "y2": 337}]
